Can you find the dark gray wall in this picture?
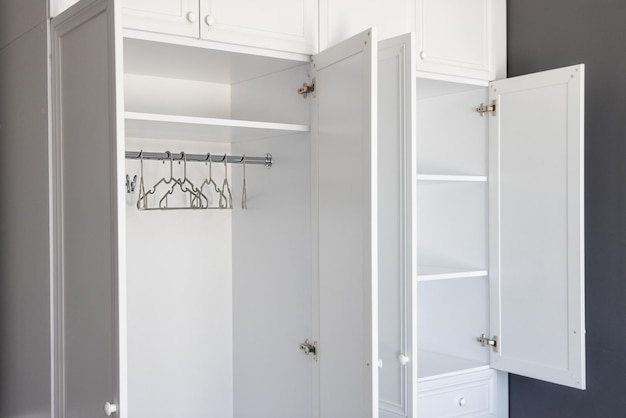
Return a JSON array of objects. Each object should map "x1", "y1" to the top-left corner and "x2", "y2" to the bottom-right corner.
[
  {"x1": 0, "y1": 1, "x2": 51, "y2": 417},
  {"x1": 507, "y1": 0, "x2": 626, "y2": 416}
]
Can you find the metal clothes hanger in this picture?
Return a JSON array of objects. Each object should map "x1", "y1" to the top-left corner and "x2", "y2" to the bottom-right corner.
[
  {"x1": 220, "y1": 154, "x2": 232, "y2": 209},
  {"x1": 241, "y1": 155, "x2": 247, "y2": 209},
  {"x1": 197, "y1": 153, "x2": 225, "y2": 209},
  {"x1": 158, "y1": 152, "x2": 208, "y2": 209}
]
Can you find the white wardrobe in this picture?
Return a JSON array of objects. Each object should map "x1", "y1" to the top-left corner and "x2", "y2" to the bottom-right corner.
[{"x1": 50, "y1": 1, "x2": 585, "y2": 417}]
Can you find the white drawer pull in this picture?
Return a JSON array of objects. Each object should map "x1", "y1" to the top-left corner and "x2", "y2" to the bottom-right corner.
[{"x1": 458, "y1": 397, "x2": 466, "y2": 407}]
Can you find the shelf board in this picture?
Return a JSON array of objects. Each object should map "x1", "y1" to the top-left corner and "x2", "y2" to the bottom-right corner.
[
  {"x1": 418, "y1": 265, "x2": 488, "y2": 282},
  {"x1": 417, "y1": 174, "x2": 487, "y2": 182},
  {"x1": 125, "y1": 112, "x2": 309, "y2": 143},
  {"x1": 418, "y1": 350, "x2": 489, "y2": 381}
]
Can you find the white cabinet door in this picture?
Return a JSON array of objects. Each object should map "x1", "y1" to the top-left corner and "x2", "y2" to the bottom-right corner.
[
  {"x1": 51, "y1": 0, "x2": 126, "y2": 416},
  {"x1": 489, "y1": 64, "x2": 585, "y2": 389},
  {"x1": 199, "y1": 0, "x2": 317, "y2": 54},
  {"x1": 415, "y1": 0, "x2": 506, "y2": 80},
  {"x1": 311, "y1": 28, "x2": 378, "y2": 417},
  {"x1": 122, "y1": 0, "x2": 199, "y2": 37},
  {"x1": 377, "y1": 33, "x2": 417, "y2": 418}
]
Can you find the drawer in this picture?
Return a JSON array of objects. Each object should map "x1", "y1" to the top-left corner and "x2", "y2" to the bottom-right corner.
[{"x1": 418, "y1": 370, "x2": 496, "y2": 417}]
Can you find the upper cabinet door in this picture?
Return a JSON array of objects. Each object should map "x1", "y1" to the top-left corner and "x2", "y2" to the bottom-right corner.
[
  {"x1": 122, "y1": 0, "x2": 199, "y2": 38},
  {"x1": 51, "y1": 0, "x2": 126, "y2": 416},
  {"x1": 489, "y1": 65, "x2": 585, "y2": 389},
  {"x1": 311, "y1": 28, "x2": 378, "y2": 417},
  {"x1": 377, "y1": 33, "x2": 417, "y2": 418},
  {"x1": 415, "y1": 0, "x2": 506, "y2": 80},
  {"x1": 199, "y1": 0, "x2": 318, "y2": 54}
]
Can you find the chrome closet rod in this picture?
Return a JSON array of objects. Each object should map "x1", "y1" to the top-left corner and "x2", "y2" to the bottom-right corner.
[{"x1": 125, "y1": 150, "x2": 272, "y2": 167}]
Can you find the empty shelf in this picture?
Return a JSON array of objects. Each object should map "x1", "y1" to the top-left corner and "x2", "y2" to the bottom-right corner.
[{"x1": 417, "y1": 174, "x2": 488, "y2": 182}]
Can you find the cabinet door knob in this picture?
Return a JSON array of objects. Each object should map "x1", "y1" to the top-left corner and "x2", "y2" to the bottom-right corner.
[
  {"x1": 104, "y1": 402, "x2": 118, "y2": 416},
  {"x1": 205, "y1": 14, "x2": 216, "y2": 26},
  {"x1": 378, "y1": 359, "x2": 383, "y2": 368},
  {"x1": 186, "y1": 11, "x2": 197, "y2": 23},
  {"x1": 458, "y1": 397, "x2": 467, "y2": 407},
  {"x1": 398, "y1": 354, "x2": 409, "y2": 365},
  {"x1": 419, "y1": 50, "x2": 427, "y2": 60}
]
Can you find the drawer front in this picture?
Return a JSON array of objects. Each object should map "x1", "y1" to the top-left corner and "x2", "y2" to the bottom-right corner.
[{"x1": 418, "y1": 371, "x2": 495, "y2": 417}]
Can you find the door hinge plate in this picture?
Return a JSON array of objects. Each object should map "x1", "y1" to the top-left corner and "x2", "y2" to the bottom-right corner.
[
  {"x1": 298, "y1": 77, "x2": 316, "y2": 98},
  {"x1": 299, "y1": 339, "x2": 318, "y2": 361},
  {"x1": 477, "y1": 333, "x2": 498, "y2": 352},
  {"x1": 476, "y1": 100, "x2": 496, "y2": 116}
]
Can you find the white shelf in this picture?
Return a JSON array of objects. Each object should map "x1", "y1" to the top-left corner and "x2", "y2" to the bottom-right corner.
[
  {"x1": 418, "y1": 266, "x2": 488, "y2": 282},
  {"x1": 418, "y1": 350, "x2": 489, "y2": 381},
  {"x1": 417, "y1": 174, "x2": 487, "y2": 182},
  {"x1": 125, "y1": 112, "x2": 309, "y2": 143}
]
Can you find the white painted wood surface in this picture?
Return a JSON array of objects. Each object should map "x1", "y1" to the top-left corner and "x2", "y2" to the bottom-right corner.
[
  {"x1": 51, "y1": 1, "x2": 124, "y2": 416},
  {"x1": 415, "y1": 0, "x2": 506, "y2": 80},
  {"x1": 120, "y1": 0, "x2": 317, "y2": 54},
  {"x1": 489, "y1": 64, "x2": 585, "y2": 389},
  {"x1": 319, "y1": 0, "x2": 415, "y2": 49},
  {"x1": 311, "y1": 28, "x2": 378, "y2": 418},
  {"x1": 377, "y1": 33, "x2": 416, "y2": 418},
  {"x1": 199, "y1": 0, "x2": 317, "y2": 54},
  {"x1": 123, "y1": 0, "x2": 198, "y2": 38}
]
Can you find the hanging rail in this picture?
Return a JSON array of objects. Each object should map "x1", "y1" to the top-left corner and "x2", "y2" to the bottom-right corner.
[{"x1": 125, "y1": 150, "x2": 273, "y2": 167}]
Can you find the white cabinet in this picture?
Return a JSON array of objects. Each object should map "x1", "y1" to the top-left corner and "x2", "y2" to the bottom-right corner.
[
  {"x1": 122, "y1": 0, "x2": 318, "y2": 54},
  {"x1": 375, "y1": 34, "x2": 585, "y2": 418},
  {"x1": 51, "y1": 1, "x2": 379, "y2": 416},
  {"x1": 320, "y1": 0, "x2": 506, "y2": 80},
  {"x1": 49, "y1": 2, "x2": 584, "y2": 417},
  {"x1": 409, "y1": 66, "x2": 585, "y2": 416}
]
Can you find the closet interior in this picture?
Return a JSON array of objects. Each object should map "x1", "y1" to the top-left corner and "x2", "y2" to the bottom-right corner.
[{"x1": 123, "y1": 32, "x2": 314, "y2": 417}]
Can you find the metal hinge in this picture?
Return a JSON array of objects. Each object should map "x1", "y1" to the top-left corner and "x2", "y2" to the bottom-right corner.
[
  {"x1": 477, "y1": 333, "x2": 498, "y2": 352},
  {"x1": 298, "y1": 77, "x2": 316, "y2": 98},
  {"x1": 476, "y1": 100, "x2": 496, "y2": 116},
  {"x1": 299, "y1": 339, "x2": 318, "y2": 361}
]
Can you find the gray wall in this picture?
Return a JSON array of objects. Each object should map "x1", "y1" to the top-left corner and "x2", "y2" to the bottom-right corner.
[
  {"x1": 507, "y1": 0, "x2": 626, "y2": 416},
  {"x1": 0, "y1": 1, "x2": 51, "y2": 417}
]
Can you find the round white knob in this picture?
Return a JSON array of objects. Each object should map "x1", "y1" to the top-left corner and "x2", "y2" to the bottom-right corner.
[
  {"x1": 186, "y1": 11, "x2": 197, "y2": 22},
  {"x1": 378, "y1": 359, "x2": 383, "y2": 369},
  {"x1": 205, "y1": 15, "x2": 216, "y2": 26},
  {"x1": 398, "y1": 354, "x2": 409, "y2": 365},
  {"x1": 104, "y1": 402, "x2": 118, "y2": 416},
  {"x1": 458, "y1": 397, "x2": 466, "y2": 407},
  {"x1": 420, "y1": 50, "x2": 427, "y2": 60}
]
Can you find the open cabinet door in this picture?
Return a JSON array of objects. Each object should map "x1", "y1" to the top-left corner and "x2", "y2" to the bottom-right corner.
[
  {"x1": 377, "y1": 34, "x2": 417, "y2": 418},
  {"x1": 51, "y1": 0, "x2": 126, "y2": 416},
  {"x1": 311, "y1": 28, "x2": 378, "y2": 417},
  {"x1": 489, "y1": 65, "x2": 585, "y2": 389}
]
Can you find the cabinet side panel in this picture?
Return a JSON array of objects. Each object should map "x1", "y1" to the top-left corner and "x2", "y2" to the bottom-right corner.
[
  {"x1": 51, "y1": 2, "x2": 121, "y2": 416},
  {"x1": 0, "y1": 22, "x2": 51, "y2": 418},
  {"x1": 232, "y1": 134, "x2": 312, "y2": 418}
]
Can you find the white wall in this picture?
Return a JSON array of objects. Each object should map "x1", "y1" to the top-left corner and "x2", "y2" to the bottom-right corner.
[{"x1": 0, "y1": 1, "x2": 51, "y2": 416}]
